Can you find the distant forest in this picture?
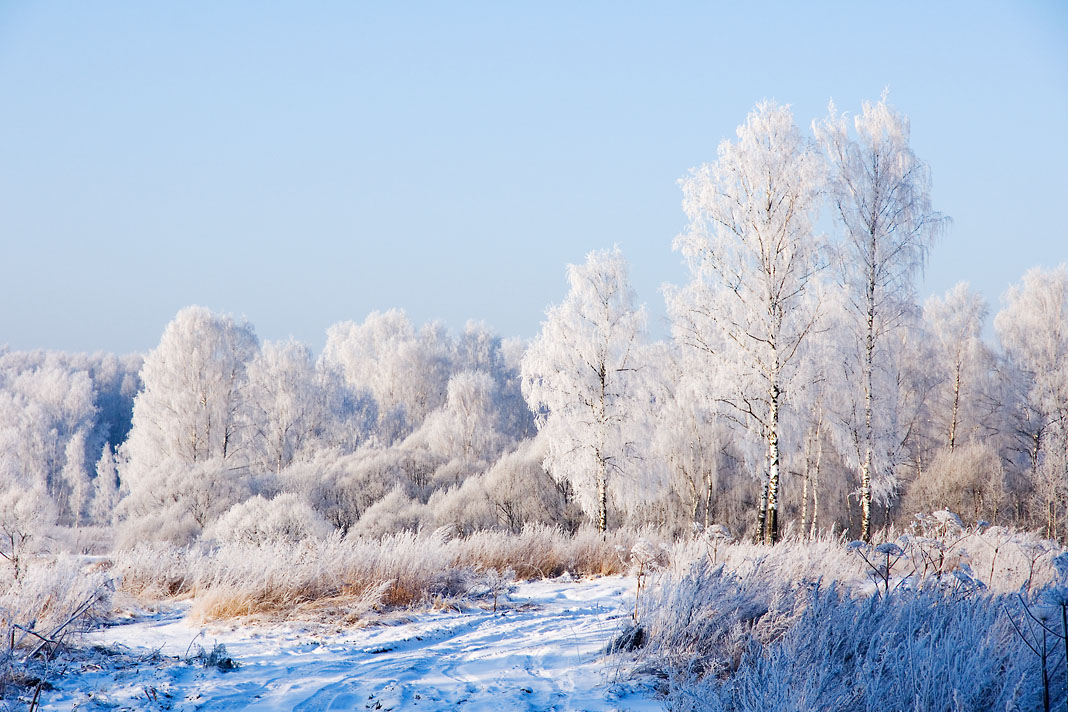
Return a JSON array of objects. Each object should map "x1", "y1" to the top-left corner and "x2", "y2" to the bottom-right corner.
[{"x1": 3, "y1": 98, "x2": 1066, "y2": 550}]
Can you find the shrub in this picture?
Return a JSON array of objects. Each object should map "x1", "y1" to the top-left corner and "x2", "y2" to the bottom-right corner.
[{"x1": 207, "y1": 493, "x2": 333, "y2": 545}]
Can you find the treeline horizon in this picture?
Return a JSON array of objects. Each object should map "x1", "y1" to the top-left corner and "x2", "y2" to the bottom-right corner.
[{"x1": 2, "y1": 96, "x2": 1067, "y2": 551}]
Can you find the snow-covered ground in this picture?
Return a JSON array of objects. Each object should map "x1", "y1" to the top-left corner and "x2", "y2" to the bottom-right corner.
[{"x1": 39, "y1": 576, "x2": 663, "y2": 711}]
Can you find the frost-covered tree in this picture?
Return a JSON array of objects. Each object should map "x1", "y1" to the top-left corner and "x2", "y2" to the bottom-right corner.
[
  {"x1": 0, "y1": 363, "x2": 96, "y2": 498},
  {"x1": 118, "y1": 307, "x2": 258, "y2": 543},
  {"x1": 521, "y1": 247, "x2": 652, "y2": 532},
  {"x1": 322, "y1": 309, "x2": 452, "y2": 439},
  {"x1": 454, "y1": 321, "x2": 535, "y2": 441},
  {"x1": 122, "y1": 306, "x2": 259, "y2": 479},
  {"x1": 651, "y1": 347, "x2": 731, "y2": 531},
  {"x1": 422, "y1": 370, "x2": 506, "y2": 463},
  {"x1": 244, "y1": 339, "x2": 332, "y2": 473},
  {"x1": 995, "y1": 265, "x2": 1068, "y2": 537},
  {"x1": 116, "y1": 458, "x2": 255, "y2": 546},
  {"x1": 80, "y1": 351, "x2": 143, "y2": 449},
  {"x1": 814, "y1": 95, "x2": 947, "y2": 539},
  {"x1": 670, "y1": 101, "x2": 824, "y2": 543},
  {"x1": 90, "y1": 442, "x2": 121, "y2": 525},
  {"x1": 923, "y1": 282, "x2": 991, "y2": 451},
  {"x1": 0, "y1": 480, "x2": 57, "y2": 579},
  {"x1": 0, "y1": 350, "x2": 141, "y2": 526},
  {"x1": 60, "y1": 429, "x2": 91, "y2": 525}
]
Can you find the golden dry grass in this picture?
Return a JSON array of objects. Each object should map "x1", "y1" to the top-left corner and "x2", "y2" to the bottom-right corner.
[{"x1": 115, "y1": 525, "x2": 650, "y2": 622}]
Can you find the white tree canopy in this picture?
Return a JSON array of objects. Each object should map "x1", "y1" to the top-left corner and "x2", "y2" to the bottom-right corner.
[
  {"x1": 995, "y1": 265, "x2": 1068, "y2": 477},
  {"x1": 923, "y1": 282, "x2": 990, "y2": 450},
  {"x1": 243, "y1": 338, "x2": 330, "y2": 474},
  {"x1": 322, "y1": 309, "x2": 452, "y2": 439},
  {"x1": 521, "y1": 247, "x2": 654, "y2": 531},
  {"x1": 814, "y1": 94, "x2": 947, "y2": 539},
  {"x1": 670, "y1": 101, "x2": 825, "y2": 543}
]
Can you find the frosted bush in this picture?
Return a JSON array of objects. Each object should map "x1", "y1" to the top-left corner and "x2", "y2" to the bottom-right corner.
[
  {"x1": 477, "y1": 435, "x2": 583, "y2": 533},
  {"x1": 656, "y1": 581, "x2": 1043, "y2": 711},
  {"x1": 451, "y1": 524, "x2": 639, "y2": 579},
  {"x1": 115, "y1": 458, "x2": 254, "y2": 546},
  {"x1": 290, "y1": 448, "x2": 439, "y2": 534},
  {"x1": 903, "y1": 443, "x2": 1005, "y2": 525},
  {"x1": 624, "y1": 530, "x2": 1068, "y2": 711},
  {"x1": 425, "y1": 480, "x2": 497, "y2": 535},
  {"x1": 0, "y1": 484, "x2": 56, "y2": 580},
  {"x1": 350, "y1": 486, "x2": 426, "y2": 538},
  {"x1": 114, "y1": 541, "x2": 213, "y2": 601},
  {"x1": 1, "y1": 555, "x2": 111, "y2": 648},
  {"x1": 207, "y1": 493, "x2": 333, "y2": 545},
  {"x1": 1, "y1": 555, "x2": 112, "y2": 698}
]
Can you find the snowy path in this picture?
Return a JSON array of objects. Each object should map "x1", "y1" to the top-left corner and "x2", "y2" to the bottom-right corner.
[{"x1": 41, "y1": 576, "x2": 663, "y2": 711}]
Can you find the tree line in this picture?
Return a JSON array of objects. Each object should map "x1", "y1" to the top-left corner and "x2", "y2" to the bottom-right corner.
[{"x1": 1, "y1": 96, "x2": 1066, "y2": 548}]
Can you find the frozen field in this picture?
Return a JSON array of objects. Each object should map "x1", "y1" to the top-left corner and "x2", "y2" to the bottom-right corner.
[{"x1": 39, "y1": 576, "x2": 662, "y2": 711}]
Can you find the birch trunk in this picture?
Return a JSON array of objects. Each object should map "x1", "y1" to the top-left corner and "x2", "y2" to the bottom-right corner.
[
  {"x1": 764, "y1": 384, "x2": 781, "y2": 544},
  {"x1": 861, "y1": 240, "x2": 876, "y2": 542},
  {"x1": 756, "y1": 476, "x2": 769, "y2": 544}
]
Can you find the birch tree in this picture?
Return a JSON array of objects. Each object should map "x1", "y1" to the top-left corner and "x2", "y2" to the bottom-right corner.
[
  {"x1": 521, "y1": 247, "x2": 650, "y2": 532},
  {"x1": 90, "y1": 442, "x2": 120, "y2": 525},
  {"x1": 243, "y1": 339, "x2": 329, "y2": 473},
  {"x1": 923, "y1": 282, "x2": 991, "y2": 450},
  {"x1": 60, "y1": 429, "x2": 91, "y2": 525},
  {"x1": 120, "y1": 306, "x2": 259, "y2": 502},
  {"x1": 670, "y1": 101, "x2": 824, "y2": 543},
  {"x1": 322, "y1": 310, "x2": 453, "y2": 439},
  {"x1": 422, "y1": 370, "x2": 507, "y2": 463},
  {"x1": 814, "y1": 95, "x2": 946, "y2": 540},
  {"x1": 995, "y1": 265, "x2": 1068, "y2": 537},
  {"x1": 652, "y1": 349, "x2": 728, "y2": 531}
]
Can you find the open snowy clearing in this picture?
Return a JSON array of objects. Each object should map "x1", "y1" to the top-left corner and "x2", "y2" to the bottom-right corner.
[{"x1": 38, "y1": 575, "x2": 663, "y2": 711}]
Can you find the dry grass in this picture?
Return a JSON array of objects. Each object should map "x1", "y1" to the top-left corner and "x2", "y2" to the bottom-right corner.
[
  {"x1": 1, "y1": 554, "x2": 113, "y2": 699},
  {"x1": 113, "y1": 520, "x2": 1065, "y2": 624},
  {"x1": 449, "y1": 524, "x2": 637, "y2": 579},
  {"x1": 113, "y1": 525, "x2": 656, "y2": 623}
]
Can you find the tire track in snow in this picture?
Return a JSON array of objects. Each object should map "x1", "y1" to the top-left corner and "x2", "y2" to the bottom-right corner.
[{"x1": 38, "y1": 576, "x2": 663, "y2": 712}]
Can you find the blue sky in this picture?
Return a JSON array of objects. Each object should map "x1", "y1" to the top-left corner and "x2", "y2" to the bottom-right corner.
[{"x1": 1, "y1": 2, "x2": 1066, "y2": 353}]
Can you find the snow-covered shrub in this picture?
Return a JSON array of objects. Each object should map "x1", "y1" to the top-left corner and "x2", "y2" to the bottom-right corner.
[
  {"x1": 902, "y1": 443, "x2": 1006, "y2": 525},
  {"x1": 350, "y1": 486, "x2": 427, "y2": 538},
  {"x1": 115, "y1": 458, "x2": 255, "y2": 547},
  {"x1": 425, "y1": 480, "x2": 498, "y2": 535},
  {"x1": 893, "y1": 517, "x2": 1062, "y2": 593},
  {"x1": 113, "y1": 542, "x2": 204, "y2": 599},
  {"x1": 290, "y1": 447, "x2": 441, "y2": 534},
  {"x1": 0, "y1": 555, "x2": 111, "y2": 647},
  {"x1": 667, "y1": 533, "x2": 862, "y2": 593},
  {"x1": 0, "y1": 484, "x2": 56, "y2": 580},
  {"x1": 627, "y1": 538, "x2": 670, "y2": 622},
  {"x1": 644, "y1": 572, "x2": 1045, "y2": 711},
  {"x1": 1, "y1": 555, "x2": 112, "y2": 698},
  {"x1": 626, "y1": 532, "x2": 1068, "y2": 711},
  {"x1": 452, "y1": 524, "x2": 573, "y2": 579},
  {"x1": 207, "y1": 494, "x2": 332, "y2": 545},
  {"x1": 479, "y1": 435, "x2": 584, "y2": 533},
  {"x1": 428, "y1": 457, "x2": 480, "y2": 490}
]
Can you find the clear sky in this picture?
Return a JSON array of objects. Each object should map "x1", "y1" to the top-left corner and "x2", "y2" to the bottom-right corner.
[{"x1": 1, "y1": 1, "x2": 1066, "y2": 354}]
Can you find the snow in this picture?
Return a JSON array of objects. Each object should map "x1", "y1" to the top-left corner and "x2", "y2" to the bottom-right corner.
[{"x1": 39, "y1": 576, "x2": 663, "y2": 711}]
